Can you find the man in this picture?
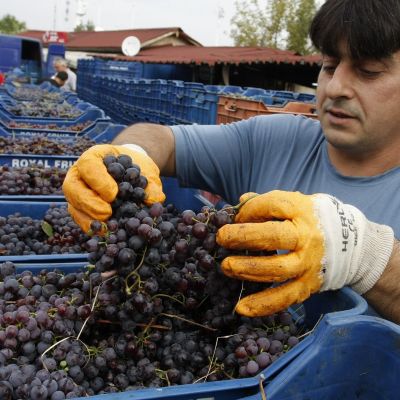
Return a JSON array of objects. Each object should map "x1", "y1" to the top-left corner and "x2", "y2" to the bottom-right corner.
[
  {"x1": 63, "y1": 0, "x2": 400, "y2": 322},
  {"x1": 53, "y1": 58, "x2": 77, "y2": 92}
]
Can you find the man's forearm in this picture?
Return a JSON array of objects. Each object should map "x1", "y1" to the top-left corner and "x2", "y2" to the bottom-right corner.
[
  {"x1": 112, "y1": 123, "x2": 176, "y2": 176},
  {"x1": 364, "y1": 240, "x2": 400, "y2": 323}
]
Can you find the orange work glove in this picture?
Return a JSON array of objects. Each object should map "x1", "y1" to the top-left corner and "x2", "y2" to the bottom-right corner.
[
  {"x1": 216, "y1": 190, "x2": 394, "y2": 317},
  {"x1": 63, "y1": 144, "x2": 165, "y2": 232}
]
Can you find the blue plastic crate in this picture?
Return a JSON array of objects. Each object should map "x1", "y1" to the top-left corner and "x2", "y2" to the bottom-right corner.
[
  {"x1": 0, "y1": 102, "x2": 105, "y2": 123},
  {"x1": 0, "y1": 153, "x2": 77, "y2": 169},
  {"x1": 87, "y1": 123, "x2": 126, "y2": 143},
  {"x1": 0, "y1": 200, "x2": 88, "y2": 263},
  {"x1": 297, "y1": 92, "x2": 316, "y2": 103},
  {"x1": 219, "y1": 85, "x2": 244, "y2": 95},
  {"x1": 242, "y1": 87, "x2": 269, "y2": 98},
  {"x1": 188, "y1": 90, "x2": 219, "y2": 124},
  {"x1": 11, "y1": 256, "x2": 368, "y2": 400},
  {"x1": 0, "y1": 109, "x2": 111, "y2": 137},
  {"x1": 243, "y1": 314, "x2": 400, "y2": 400}
]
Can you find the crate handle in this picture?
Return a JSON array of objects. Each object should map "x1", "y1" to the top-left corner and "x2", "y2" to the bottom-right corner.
[{"x1": 224, "y1": 102, "x2": 237, "y2": 112}]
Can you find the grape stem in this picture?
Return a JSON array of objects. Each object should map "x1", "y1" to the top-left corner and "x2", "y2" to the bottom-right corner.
[
  {"x1": 151, "y1": 293, "x2": 186, "y2": 307},
  {"x1": 202, "y1": 334, "x2": 235, "y2": 382},
  {"x1": 158, "y1": 313, "x2": 217, "y2": 332},
  {"x1": 155, "y1": 368, "x2": 171, "y2": 386},
  {"x1": 97, "y1": 318, "x2": 171, "y2": 331},
  {"x1": 259, "y1": 374, "x2": 267, "y2": 400},
  {"x1": 125, "y1": 246, "x2": 148, "y2": 295},
  {"x1": 77, "y1": 275, "x2": 117, "y2": 341},
  {"x1": 223, "y1": 193, "x2": 259, "y2": 212}
]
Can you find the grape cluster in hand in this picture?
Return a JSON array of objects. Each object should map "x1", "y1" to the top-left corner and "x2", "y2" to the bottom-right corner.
[
  {"x1": 0, "y1": 165, "x2": 66, "y2": 195},
  {"x1": 0, "y1": 136, "x2": 95, "y2": 155},
  {"x1": 84, "y1": 154, "x2": 303, "y2": 383}
]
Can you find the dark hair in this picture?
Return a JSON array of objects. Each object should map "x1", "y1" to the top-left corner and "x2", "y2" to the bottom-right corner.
[
  {"x1": 310, "y1": 0, "x2": 400, "y2": 60},
  {"x1": 56, "y1": 71, "x2": 68, "y2": 81}
]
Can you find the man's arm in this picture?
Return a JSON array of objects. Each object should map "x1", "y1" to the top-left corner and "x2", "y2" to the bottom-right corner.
[
  {"x1": 112, "y1": 123, "x2": 176, "y2": 176},
  {"x1": 364, "y1": 240, "x2": 400, "y2": 323}
]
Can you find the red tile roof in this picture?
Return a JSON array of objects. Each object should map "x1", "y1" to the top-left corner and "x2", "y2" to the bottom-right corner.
[
  {"x1": 18, "y1": 28, "x2": 202, "y2": 50},
  {"x1": 94, "y1": 46, "x2": 322, "y2": 67}
]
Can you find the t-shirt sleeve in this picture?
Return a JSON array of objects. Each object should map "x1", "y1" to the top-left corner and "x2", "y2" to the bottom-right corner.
[{"x1": 171, "y1": 114, "x2": 320, "y2": 203}]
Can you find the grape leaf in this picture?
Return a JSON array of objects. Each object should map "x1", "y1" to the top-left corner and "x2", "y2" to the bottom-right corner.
[{"x1": 41, "y1": 221, "x2": 54, "y2": 238}]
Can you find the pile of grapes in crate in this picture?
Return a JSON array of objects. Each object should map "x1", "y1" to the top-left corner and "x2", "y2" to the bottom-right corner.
[
  {"x1": 0, "y1": 165, "x2": 67, "y2": 195},
  {"x1": 7, "y1": 120, "x2": 93, "y2": 132},
  {"x1": 0, "y1": 154, "x2": 303, "y2": 399},
  {"x1": 5, "y1": 101, "x2": 82, "y2": 119},
  {"x1": 0, "y1": 136, "x2": 96, "y2": 156},
  {"x1": 9, "y1": 87, "x2": 65, "y2": 102},
  {"x1": 0, "y1": 203, "x2": 89, "y2": 256}
]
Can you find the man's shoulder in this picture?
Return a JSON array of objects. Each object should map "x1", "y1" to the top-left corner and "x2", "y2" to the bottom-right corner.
[{"x1": 248, "y1": 113, "x2": 323, "y2": 141}]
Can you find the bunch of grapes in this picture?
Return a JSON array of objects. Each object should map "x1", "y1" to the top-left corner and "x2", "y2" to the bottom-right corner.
[
  {"x1": 7, "y1": 121, "x2": 93, "y2": 132},
  {"x1": 0, "y1": 136, "x2": 96, "y2": 155},
  {"x1": 0, "y1": 256, "x2": 301, "y2": 399},
  {"x1": 10, "y1": 87, "x2": 64, "y2": 102},
  {"x1": 0, "y1": 153, "x2": 304, "y2": 398},
  {"x1": 0, "y1": 165, "x2": 66, "y2": 195},
  {"x1": 6, "y1": 101, "x2": 82, "y2": 119},
  {"x1": 84, "y1": 154, "x2": 303, "y2": 381},
  {"x1": 0, "y1": 205, "x2": 89, "y2": 256}
]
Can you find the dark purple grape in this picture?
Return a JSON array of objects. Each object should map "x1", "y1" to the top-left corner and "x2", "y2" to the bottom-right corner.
[
  {"x1": 246, "y1": 360, "x2": 259, "y2": 375},
  {"x1": 90, "y1": 220, "x2": 103, "y2": 234},
  {"x1": 118, "y1": 248, "x2": 136, "y2": 265},
  {"x1": 287, "y1": 336, "x2": 299, "y2": 347},
  {"x1": 107, "y1": 163, "x2": 125, "y2": 182},
  {"x1": 149, "y1": 203, "x2": 163, "y2": 218},
  {"x1": 124, "y1": 167, "x2": 140, "y2": 184},
  {"x1": 103, "y1": 154, "x2": 117, "y2": 167},
  {"x1": 117, "y1": 154, "x2": 133, "y2": 169},
  {"x1": 192, "y1": 222, "x2": 208, "y2": 239},
  {"x1": 269, "y1": 340, "x2": 283, "y2": 355},
  {"x1": 256, "y1": 352, "x2": 271, "y2": 369}
]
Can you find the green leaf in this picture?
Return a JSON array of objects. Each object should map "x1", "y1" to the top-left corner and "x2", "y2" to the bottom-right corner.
[{"x1": 41, "y1": 221, "x2": 54, "y2": 238}]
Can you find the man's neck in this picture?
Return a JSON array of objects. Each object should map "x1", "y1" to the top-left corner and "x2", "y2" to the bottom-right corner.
[{"x1": 327, "y1": 144, "x2": 400, "y2": 177}]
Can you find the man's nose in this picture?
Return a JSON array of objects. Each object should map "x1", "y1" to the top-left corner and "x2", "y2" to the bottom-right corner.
[{"x1": 325, "y1": 63, "x2": 354, "y2": 99}]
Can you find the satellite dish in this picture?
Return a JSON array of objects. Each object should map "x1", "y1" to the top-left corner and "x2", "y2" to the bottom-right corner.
[{"x1": 121, "y1": 36, "x2": 141, "y2": 56}]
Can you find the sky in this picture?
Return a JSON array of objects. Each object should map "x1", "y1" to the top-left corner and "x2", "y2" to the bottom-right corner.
[{"x1": 0, "y1": 0, "x2": 239, "y2": 46}]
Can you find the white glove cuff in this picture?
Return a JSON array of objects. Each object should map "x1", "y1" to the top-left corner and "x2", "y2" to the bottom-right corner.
[
  {"x1": 315, "y1": 195, "x2": 394, "y2": 294},
  {"x1": 351, "y1": 221, "x2": 394, "y2": 294},
  {"x1": 122, "y1": 144, "x2": 148, "y2": 155}
]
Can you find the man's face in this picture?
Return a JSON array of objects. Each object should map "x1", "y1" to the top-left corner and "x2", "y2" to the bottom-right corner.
[
  {"x1": 54, "y1": 63, "x2": 65, "y2": 73},
  {"x1": 316, "y1": 43, "x2": 400, "y2": 157}
]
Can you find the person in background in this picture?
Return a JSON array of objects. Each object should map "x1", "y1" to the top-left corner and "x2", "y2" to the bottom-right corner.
[
  {"x1": 53, "y1": 58, "x2": 77, "y2": 92},
  {"x1": 50, "y1": 71, "x2": 68, "y2": 88},
  {"x1": 63, "y1": 0, "x2": 400, "y2": 323}
]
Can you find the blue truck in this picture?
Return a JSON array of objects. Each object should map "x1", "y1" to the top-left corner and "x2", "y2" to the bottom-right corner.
[{"x1": 0, "y1": 33, "x2": 65, "y2": 83}]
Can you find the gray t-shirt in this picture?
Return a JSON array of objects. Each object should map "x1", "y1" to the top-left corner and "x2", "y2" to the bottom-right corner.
[{"x1": 172, "y1": 114, "x2": 400, "y2": 237}]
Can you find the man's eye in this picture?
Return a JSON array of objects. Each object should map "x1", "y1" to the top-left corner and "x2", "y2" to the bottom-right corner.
[
  {"x1": 322, "y1": 65, "x2": 336, "y2": 74},
  {"x1": 359, "y1": 68, "x2": 381, "y2": 77}
]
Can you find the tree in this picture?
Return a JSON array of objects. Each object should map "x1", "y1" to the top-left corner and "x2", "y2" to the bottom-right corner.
[
  {"x1": 230, "y1": 0, "x2": 317, "y2": 54},
  {"x1": 0, "y1": 14, "x2": 26, "y2": 35},
  {"x1": 74, "y1": 20, "x2": 95, "y2": 32},
  {"x1": 230, "y1": 0, "x2": 269, "y2": 47},
  {"x1": 265, "y1": 0, "x2": 288, "y2": 48},
  {"x1": 286, "y1": 0, "x2": 317, "y2": 54}
]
